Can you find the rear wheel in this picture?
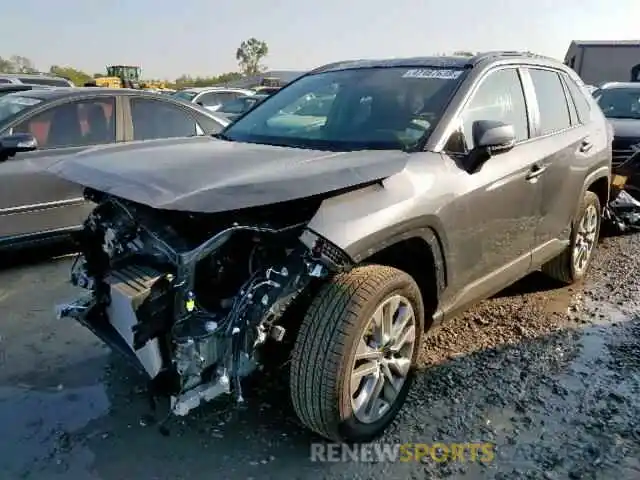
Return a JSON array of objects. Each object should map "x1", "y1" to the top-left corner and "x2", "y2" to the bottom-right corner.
[
  {"x1": 289, "y1": 265, "x2": 424, "y2": 442},
  {"x1": 542, "y1": 190, "x2": 601, "y2": 284}
]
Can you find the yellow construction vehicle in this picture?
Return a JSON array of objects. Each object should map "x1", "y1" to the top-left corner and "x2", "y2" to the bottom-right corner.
[{"x1": 94, "y1": 65, "x2": 141, "y2": 88}]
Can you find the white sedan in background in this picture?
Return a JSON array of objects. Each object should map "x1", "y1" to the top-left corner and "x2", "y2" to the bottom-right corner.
[{"x1": 172, "y1": 87, "x2": 255, "y2": 112}]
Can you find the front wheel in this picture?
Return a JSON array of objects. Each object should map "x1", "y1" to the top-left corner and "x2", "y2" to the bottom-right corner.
[
  {"x1": 541, "y1": 190, "x2": 601, "y2": 284},
  {"x1": 289, "y1": 265, "x2": 424, "y2": 442}
]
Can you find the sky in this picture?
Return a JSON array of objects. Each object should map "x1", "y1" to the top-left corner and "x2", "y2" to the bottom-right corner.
[{"x1": 3, "y1": 0, "x2": 639, "y2": 80}]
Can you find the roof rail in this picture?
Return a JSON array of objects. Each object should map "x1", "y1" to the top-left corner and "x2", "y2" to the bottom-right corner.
[{"x1": 471, "y1": 50, "x2": 550, "y2": 65}]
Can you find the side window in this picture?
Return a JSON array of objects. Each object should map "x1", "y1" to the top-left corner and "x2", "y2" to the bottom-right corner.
[
  {"x1": 217, "y1": 92, "x2": 239, "y2": 103},
  {"x1": 13, "y1": 98, "x2": 116, "y2": 149},
  {"x1": 452, "y1": 68, "x2": 529, "y2": 152},
  {"x1": 562, "y1": 74, "x2": 592, "y2": 124},
  {"x1": 528, "y1": 69, "x2": 571, "y2": 135},
  {"x1": 197, "y1": 92, "x2": 222, "y2": 107},
  {"x1": 220, "y1": 98, "x2": 250, "y2": 114},
  {"x1": 0, "y1": 79, "x2": 10, "y2": 84},
  {"x1": 130, "y1": 98, "x2": 198, "y2": 141}
]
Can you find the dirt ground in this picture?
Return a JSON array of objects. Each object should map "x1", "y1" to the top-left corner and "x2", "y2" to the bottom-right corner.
[{"x1": 0, "y1": 232, "x2": 639, "y2": 480}]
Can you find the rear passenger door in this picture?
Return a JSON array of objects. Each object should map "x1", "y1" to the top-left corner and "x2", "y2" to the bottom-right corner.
[{"x1": 522, "y1": 68, "x2": 595, "y2": 265}]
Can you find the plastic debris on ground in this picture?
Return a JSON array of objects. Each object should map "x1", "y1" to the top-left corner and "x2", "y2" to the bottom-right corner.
[{"x1": 605, "y1": 188, "x2": 640, "y2": 232}]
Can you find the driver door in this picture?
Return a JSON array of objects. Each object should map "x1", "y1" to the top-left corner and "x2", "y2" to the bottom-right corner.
[
  {"x1": 440, "y1": 67, "x2": 544, "y2": 314},
  {"x1": 0, "y1": 97, "x2": 119, "y2": 242}
]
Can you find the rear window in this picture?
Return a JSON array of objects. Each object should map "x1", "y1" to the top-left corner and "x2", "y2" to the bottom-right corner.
[
  {"x1": 19, "y1": 77, "x2": 71, "y2": 87},
  {"x1": 172, "y1": 90, "x2": 197, "y2": 102}
]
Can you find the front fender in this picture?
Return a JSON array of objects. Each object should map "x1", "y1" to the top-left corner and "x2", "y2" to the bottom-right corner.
[{"x1": 305, "y1": 172, "x2": 450, "y2": 295}]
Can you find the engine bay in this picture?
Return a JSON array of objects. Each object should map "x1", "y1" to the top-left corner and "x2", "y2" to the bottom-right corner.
[{"x1": 57, "y1": 189, "x2": 352, "y2": 418}]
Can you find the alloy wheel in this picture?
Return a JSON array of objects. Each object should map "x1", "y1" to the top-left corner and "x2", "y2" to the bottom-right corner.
[
  {"x1": 350, "y1": 294, "x2": 416, "y2": 424},
  {"x1": 573, "y1": 204, "x2": 599, "y2": 275}
]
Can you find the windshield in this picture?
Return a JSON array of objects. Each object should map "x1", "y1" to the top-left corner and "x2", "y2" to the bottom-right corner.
[
  {"x1": 172, "y1": 90, "x2": 197, "y2": 102},
  {"x1": 223, "y1": 66, "x2": 466, "y2": 151},
  {"x1": 594, "y1": 88, "x2": 640, "y2": 120},
  {"x1": 0, "y1": 95, "x2": 43, "y2": 124}
]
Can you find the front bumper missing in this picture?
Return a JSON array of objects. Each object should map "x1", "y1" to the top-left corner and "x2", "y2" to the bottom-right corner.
[{"x1": 56, "y1": 294, "x2": 147, "y2": 375}]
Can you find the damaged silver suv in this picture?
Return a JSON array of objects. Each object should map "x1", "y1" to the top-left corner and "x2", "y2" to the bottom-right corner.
[{"x1": 52, "y1": 51, "x2": 611, "y2": 442}]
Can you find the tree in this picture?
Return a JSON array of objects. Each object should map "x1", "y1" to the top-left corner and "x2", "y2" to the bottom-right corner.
[
  {"x1": 0, "y1": 55, "x2": 37, "y2": 73},
  {"x1": 49, "y1": 65, "x2": 92, "y2": 86},
  {"x1": 0, "y1": 57, "x2": 15, "y2": 73},
  {"x1": 235, "y1": 38, "x2": 268, "y2": 76},
  {"x1": 171, "y1": 71, "x2": 243, "y2": 89},
  {"x1": 9, "y1": 55, "x2": 37, "y2": 73}
]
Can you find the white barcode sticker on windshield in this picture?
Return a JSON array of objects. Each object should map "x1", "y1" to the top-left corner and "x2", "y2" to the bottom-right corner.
[{"x1": 402, "y1": 69, "x2": 462, "y2": 79}]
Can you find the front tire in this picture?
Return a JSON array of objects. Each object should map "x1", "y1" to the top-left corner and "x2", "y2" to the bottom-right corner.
[
  {"x1": 289, "y1": 265, "x2": 424, "y2": 442},
  {"x1": 541, "y1": 190, "x2": 601, "y2": 284}
]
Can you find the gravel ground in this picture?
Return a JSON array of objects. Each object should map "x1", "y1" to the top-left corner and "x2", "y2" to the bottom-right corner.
[{"x1": 0, "y1": 232, "x2": 639, "y2": 480}]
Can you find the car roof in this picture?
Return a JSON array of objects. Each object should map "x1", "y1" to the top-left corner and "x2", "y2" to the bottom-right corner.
[
  {"x1": 182, "y1": 86, "x2": 254, "y2": 93},
  {"x1": 0, "y1": 72, "x2": 68, "y2": 80},
  {"x1": 6, "y1": 87, "x2": 183, "y2": 101},
  {"x1": 308, "y1": 51, "x2": 565, "y2": 74}
]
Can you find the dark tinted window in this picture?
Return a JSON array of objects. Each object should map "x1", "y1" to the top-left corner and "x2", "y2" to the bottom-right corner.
[
  {"x1": 529, "y1": 69, "x2": 571, "y2": 135},
  {"x1": 13, "y1": 98, "x2": 116, "y2": 148},
  {"x1": 594, "y1": 87, "x2": 640, "y2": 120},
  {"x1": 172, "y1": 90, "x2": 197, "y2": 102},
  {"x1": 197, "y1": 92, "x2": 239, "y2": 107},
  {"x1": 0, "y1": 79, "x2": 11, "y2": 84},
  {"x1": 562, "y1": 74, "x2": 592, "y2": 124},
  {"x1": 130, "y1": 98, "x2": 198, "y2": 140},
  {"x1": 196, "y1": 92, "x2": 223, "y2": 107},
  {"x1": 454, "y1": 68, "x2": 529, "y2": 151},
  {"x1": 218, "y1": 96, "x2": 260, "y2": 114}
]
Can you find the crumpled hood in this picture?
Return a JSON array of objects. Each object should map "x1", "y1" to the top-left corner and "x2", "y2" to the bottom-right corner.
[{"x1": 48, "y1": 136, "x2": 410, "y2": 213}]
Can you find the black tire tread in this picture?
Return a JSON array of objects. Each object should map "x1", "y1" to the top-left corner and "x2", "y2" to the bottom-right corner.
[{"x1": 541, "y1": 190, "x2": 600, "y2": 284}]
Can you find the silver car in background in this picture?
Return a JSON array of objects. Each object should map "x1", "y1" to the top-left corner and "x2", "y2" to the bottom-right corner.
[{"x1": 172, "y1": 87, "x2": 256, "y2": 112}]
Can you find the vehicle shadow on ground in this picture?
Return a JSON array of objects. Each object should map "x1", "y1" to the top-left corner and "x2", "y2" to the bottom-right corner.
[
  {"x1": 0, "y1": 242, "x2": 76, "y2": 271},
  {"x1": 13, "y1": 305, "x2": 636, "y2": 480},
  {"x1": 4, "y1": 233, "x2": 638, "y2": 478}
]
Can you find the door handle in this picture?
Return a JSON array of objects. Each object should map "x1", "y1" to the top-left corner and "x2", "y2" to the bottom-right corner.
[
  {"x1": 579, "y1": 139, "x2": 593, "y2": 153},
  {"x1": 525, "y1": 164, "x2": 547, "y2": 181}
]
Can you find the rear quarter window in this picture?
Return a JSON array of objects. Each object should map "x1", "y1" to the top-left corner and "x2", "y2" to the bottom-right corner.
[{"x1": 562, "y1": 73, "x2": 592, "y2": 124}]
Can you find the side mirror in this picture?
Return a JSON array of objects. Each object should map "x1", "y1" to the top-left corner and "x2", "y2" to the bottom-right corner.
[
  {"x1": 473, "y1": 120, "x2": 516, "y2": 151},
  {"x1": 196, "y1": 101, "x2": 204, "y2": 106},
  {"x1": 0, "y1": 132, "x2": 38, "y2": 158},
  {"x1": 466, "y1": 120, "x2": 515, "y2": 173}
]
